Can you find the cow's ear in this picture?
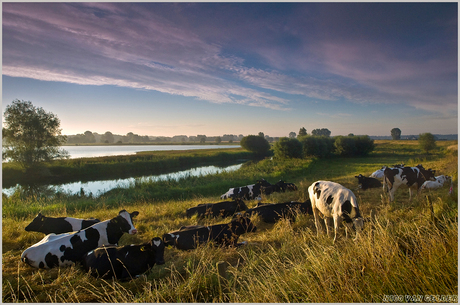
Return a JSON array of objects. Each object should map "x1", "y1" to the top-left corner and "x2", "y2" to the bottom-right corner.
[{"x1": 131, "y1": 211, "x2": 139, "y2": 218}]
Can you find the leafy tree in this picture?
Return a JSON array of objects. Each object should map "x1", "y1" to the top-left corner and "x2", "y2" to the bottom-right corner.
[
  {"x1": 311, "y1": 128, "x2": 331, "y2": 137},
  {"x1": 391, "y1": 128, "x2": 401, "y2": 140},
  {"x1": 100, "y1": 131, "x2": 114, "y2": 144},
  {"x1": 334, "y1": 135, "x2": 374, "y2": 157},
  {"x1": 418, "y1": 132, "x2": 437, "y2": 154},
  {"x1": 298, "y1": 127, "x2": 307, "y2": 137},
  {"x1": 215, "y1": 136, "x2": 222, "y2": 144},
  {"x1": 2, "y1": 99, "x2": 68, "y2": 171},
  {"x1": 258, "y1": 132, "x2": 265, "y2": 138},
  {"x1": 198, "y1": 135, "x2": 206, "y2": 144},
  {"x1": 273, "y1": 137, "x2": 303, "y2": 159},
  {"x1": 240, "y1": 135, "x2": 270, "y2": 156},
  {"x1": 289, "y1": 131, "x2": 296, "y2": 139},
  {"x1": 84, "y1": 131, "x2": 96, "y2": 143}
]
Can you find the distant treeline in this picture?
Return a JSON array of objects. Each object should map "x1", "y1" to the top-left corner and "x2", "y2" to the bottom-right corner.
[{"x1": 370, "y1": 134, "x2": 458, "y2": 140}]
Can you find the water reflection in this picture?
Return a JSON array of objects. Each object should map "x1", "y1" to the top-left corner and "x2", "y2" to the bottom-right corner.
[{"x1": 4, "y1": 163, "x2": 243, "y2": 198}]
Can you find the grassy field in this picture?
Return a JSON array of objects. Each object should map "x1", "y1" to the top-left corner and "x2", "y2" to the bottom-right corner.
[{"x1": 2, "y1": 140, "x2": 458, "y2": 302}]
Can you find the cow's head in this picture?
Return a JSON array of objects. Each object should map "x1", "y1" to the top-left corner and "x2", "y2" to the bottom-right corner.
[
  {"x1": 230, "y1": 215, "x2": 257, "y2": 235},
  {"x1": 149, "y1": 237, "x2": 165, "y2": 265},
  {"x1": 418, "y1": 166, "x2": 436, "y2": 181},
  {"x1": 25, "y1": 212, "x2": 45, "y2": 232},
  {"x1": 114, "y1": 210, "x2": 139, "y2": 235}
]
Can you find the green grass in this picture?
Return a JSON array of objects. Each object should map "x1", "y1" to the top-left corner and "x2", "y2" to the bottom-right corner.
[{"x1": 2, "y1": 140, "x2": 458, "y2": 302}]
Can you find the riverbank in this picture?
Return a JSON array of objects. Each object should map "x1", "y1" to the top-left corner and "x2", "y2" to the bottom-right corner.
[{"x1": 2, "y1": 148, "x2": 255, "y2": 189}]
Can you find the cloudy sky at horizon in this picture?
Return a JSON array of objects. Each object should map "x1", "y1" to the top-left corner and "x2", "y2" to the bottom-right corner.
[{"x1": 2, "y1": 2, "x2": 458, "y2": 137}]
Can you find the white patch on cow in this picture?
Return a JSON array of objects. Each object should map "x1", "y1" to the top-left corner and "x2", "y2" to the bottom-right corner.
[
  {"x1": 153, "y1": 239, "x2": 161, "y2": 247},
  {"x1": 370, "y1": 169, "x2": 385, "y2": 179},
  {"x1": 64, "y1": 217, "x2": 86, "y2": 232},
  {"x1": 125, "y1": 251, "x2": 129, "y2": 258},
  {"x1": 118, "y1": 210, "x2": 137, "y2": 235}
]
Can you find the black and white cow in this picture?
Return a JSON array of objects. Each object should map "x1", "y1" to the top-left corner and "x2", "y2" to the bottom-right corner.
[
  {"x1": 21, "y1": 210, "x2": 139, "y2": 269},
  {"x1": 355, "y1": 174, "x2": 382, "y2": 190},
  {"x1": 261, "y1": 180, "x2": 298, "y2": 195},
  {"x1": 421, "y1": 175, "x2": 451, "y2": 190},
  {"x1": 163, "y1": 216, "x2": 256, "y2": 250},
  {"x1": 220, "y1": 179, "x2": 272, "y2": 200},
  {"x1": 186, "y1": 199, "x2": 248, "y2": 218},
  {"x1": 25, "y1": 213, "x2": 100, "y2": 235},
  {"x1": 370, "y1": 164, "x2": 405, "y2": 179},
  {"x1": 82, "y1": 237, "x2": 165, "y2": 281},
  {"x1": 383, "y1": 165, "x2": 436, "y2": 201},
  {"x1": 244, "y1": 200, "x2": 312, "y2": 223},
  {"x1": 308, "y1": 181, "x2": 363, "y2": 242}
]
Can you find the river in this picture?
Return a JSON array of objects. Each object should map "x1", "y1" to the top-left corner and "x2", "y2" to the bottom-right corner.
[
  {"x1": 3, "y1": 162, "x2": 244, "y2": 197},
  {"x1": 63, "y1": 144, "x2": 240, "y2": 159}
]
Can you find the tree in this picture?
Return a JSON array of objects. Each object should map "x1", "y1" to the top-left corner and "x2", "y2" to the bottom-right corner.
[
  {"x1": 298, "y1": 127, "x2": 307, "y2": 137},
  {"x1": 391, "y1": 128, "x2": 401, "y2": 140},
  {"x1": 258, "y1": 132, "x2": 265, "y2": 138},
  {"x1": 240, "y1": 135, "x2": 270, "y2": 156},
  {"x1": 311, "y1": 128, "x2": 331, "y2": 137},
  {"x1": 2, "y1": 99, "x2": 68, "y2": 171},
  {"x1": 215, "y1": 136, "x2": 222, "y2": 144},
  {"x1": 100, "y1": 131, "x2": 114, "y2": 144},
  {"x1": 418, "y1": 132, "x2": 437, "y2": 154},
  {"x1": 273, "y1": 137, "x2": 303, "y2": 159},
  {"x1": 289, "y1": 131, "x2": 296, "y2": 139}
]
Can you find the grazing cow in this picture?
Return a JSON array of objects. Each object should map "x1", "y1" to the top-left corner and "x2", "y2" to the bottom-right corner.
[
  {"x1": 421, "y1": 175, "x2": 451, "y2": 190},
  {"x1": 186, "y1": 199, "x2": 248, "y2": 218},
  {"x1": 370, "y1": 164, "x2": 405, "y2": 179},
  {"x1": 244, "y1": 200, "x2": 312, "y2": 223},
  {"x1": 25, "y1": 213, "x2": 100, "y2": 235},
  {"x1": 82, "y1": 237, "x2": 165, "y2": 281},
  {"x1": 261, "y1": 180, "x2": 298, "y2": 195},
  {"x1": 220, "y1": 179, "x2": 272, "y2": 200},
  {"x1": 163, "y1": 216, "x2": 256, "y2": 250},
  {"x1": 355, "y1": 174, "x2": 382, "y2": 190},
  {"x1": 383, "y1": 165, "x2": 436, "y2": 201},
  {"x1": 21, "y1": 210, "x2": 139, "y2": 269},
  {"x1": 308, "y1": 181, "x2": 363, "y2": 242}
]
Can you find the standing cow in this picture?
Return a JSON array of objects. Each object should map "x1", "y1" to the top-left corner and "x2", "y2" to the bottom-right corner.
[
  {"x1": 308, "y1": 181, "x2": 363, "y2": 242},
  {"x1": 21, "y1": 210, "x2": 139, "y2": 269},
  {"x1": 25, "y1": 213, "x2": 100, "y2": 234},
  {"x1": 383, "y1": 165, "x2": 436, "y2": 201},
  {"x1": 82, "y1": 237, "x2": 165, "y2": 281}
]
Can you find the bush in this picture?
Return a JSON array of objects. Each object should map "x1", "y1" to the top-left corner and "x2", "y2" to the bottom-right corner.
[
  {"x1": 240, "y1": 135, "x2": 271, "y2": 156},
  {"x1": 419, "y1": 133, "x2": 437, "y2": 154},
  {"x1": 299, "y1": 136, "x2": 334, "y2": 158},
  {"x1": 334, "y1": 135, "x2": 374, "y2": 157},
  {"x1": 273, "y1": 137, "x2": 303, "y2": 159}
]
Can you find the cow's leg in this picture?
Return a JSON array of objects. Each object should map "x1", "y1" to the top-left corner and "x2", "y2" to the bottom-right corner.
[
  {"x1": 325, "y1": 217, "x2": 334, "y2": 238},
  {"x1": 332, "y1": 216, "x2": 341, "y2": 243},
  {"x1": 312, "y1": 207, "x2": 325, "y2": 237}
]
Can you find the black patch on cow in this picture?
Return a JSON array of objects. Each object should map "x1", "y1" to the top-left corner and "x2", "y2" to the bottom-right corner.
[
  {"x1": 81, "y1": 219, "x2": 100, "y2": 230},
  {"x1": 341, "y1": 200, "x2": 353, "y2": 223},
  {"x1": 326, "y1": 195, "x2": 334, "y2": 205},
  {"x1": 44, "y1": 252, "x2": 59, "y2": 269},
  {"x1": 60, "y1": 245, "x2": 66, "y2": 252},
  {"x1": 39, "y1": 261, "x2": 44, "y2": 269},
  {"x1": 60, "y1": 227, "x2": 101, "y2": 264}
]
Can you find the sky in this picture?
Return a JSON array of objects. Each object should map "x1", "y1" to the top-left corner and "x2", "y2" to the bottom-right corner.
[{"x1": 2, "y1": 2, "x2": 458, "y2": 137}]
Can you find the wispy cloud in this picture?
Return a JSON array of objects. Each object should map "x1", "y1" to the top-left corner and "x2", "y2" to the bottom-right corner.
[{"x1": 2, "y1": 2, "x2": 457, "y2": 118}]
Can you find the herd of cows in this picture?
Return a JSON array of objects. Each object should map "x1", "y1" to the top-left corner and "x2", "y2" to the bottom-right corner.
[{"x1": 20, "y1": 164, "x2": 452, "y2": 281}]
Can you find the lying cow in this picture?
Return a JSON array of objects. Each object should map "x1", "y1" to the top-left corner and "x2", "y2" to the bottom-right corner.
[
  {"x1": 220, "y1": 179, "x2": 272, "y2": 200},
  {"x1": 163, "y1": 216, "x2": 256, "y2": 250},
  {"x1": 308, "y1": 181, "x2": 364, "y2": 242},
  {"x1": 355, "y1": 174, "x2": 382, "y2": 190},
  {"x1": 421, "y1": 175, "x2": 451, "y2": 190},
  {"x1": 244, "y1": 200, "x2": 312, "y2": 223},
  {"x1": 82, "y1": 237, "x2": 165, "y2": 281},
  {"x1": 383, "y1": 164, "x2": 436, "y2": 201},
  {"x1": 261, "y1": 180, "x2": 298, "y2": 195},
  {"x1": 370, "y1": 164, "x2": 405, "y2": 179},
  {"x1": 25, "y1": 213, "x2": 100, "y2": 235},
  {"x1": 186, "y1": 199, "x2": 248, "y2": 218},
  {"x1": 21, "y1": 210, "x2": 139, "y2": 269}
]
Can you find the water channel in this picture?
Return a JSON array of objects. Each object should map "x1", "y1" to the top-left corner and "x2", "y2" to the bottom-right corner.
[{"x1": 3, "y1": 162, "x2": 244, "y2": 198}]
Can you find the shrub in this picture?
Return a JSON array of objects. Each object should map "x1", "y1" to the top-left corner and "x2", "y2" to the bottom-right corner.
[
  {"x1": 299, "y1": 136, "x2": 334, "y2": 158},
  {"x1": 240, "y1": 135, "x2": 271, "y2": 156},
  {"x1": 334, "y1": 135, "x2": 374, "y2": 157},
  {"x1": 419, "y1": 133, "x2": 437, "y2": 154},
  {"x1": 273, "y1": 137, "x2": 303, "y2": 159}
]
